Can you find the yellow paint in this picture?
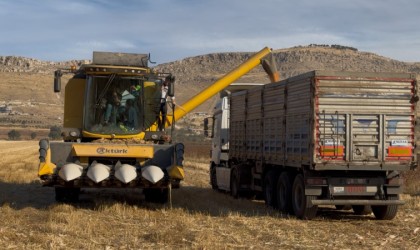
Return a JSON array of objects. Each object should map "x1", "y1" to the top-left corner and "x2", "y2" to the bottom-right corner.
[
  {"x1": 38, "y1": 162, "x2": 56, "y2": 176},
  {"x1": 38, "y1": 147, "x2": 56, "y2": 176},
  {"x1": 165, "y1": 47, "x2": 273, "y2": 127},
  {"x1": 72, "y1": 144, "x2": 154, "y2": 158},
  {"x1": 82, "y1": 130, "x2": 146, "y2": 139},
  {"x1": 168, "y1": 165, "x2": 185, "y2": 180},
  {"x1": 64, "y1": 78, "x2": 86, "y2": 128}
]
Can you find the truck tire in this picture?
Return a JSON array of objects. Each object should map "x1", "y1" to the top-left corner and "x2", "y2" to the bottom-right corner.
[
  {"x1": 276, "y1": 172, "x2": 293, "y2": 213},
  {"x1": 55, "y1": 187, "x2": 80, "y2": 203},
  {"x1": 210, "y1": 165, "x2": 218, "y2": 190},
  {"x1": 263, "y1": 170, "x2": 278, "y2": 208},
  {"x1": 292, "y1": 174, "x2": 317, "y2": 219},
  {"x1": 372, "y1": 195, "x2": 399, "y2": 220},
  {"x1": 230, "y1": 169, "x2": 240, "y2": 199},
  {"x1": 144, "y1": 188, "x2": 169, "y2": 204},
  {"x1": 352, "y1": 205, "x2": 372, "y2": 215}
]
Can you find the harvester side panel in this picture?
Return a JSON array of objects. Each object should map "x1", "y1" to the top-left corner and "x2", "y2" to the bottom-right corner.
[{"x1": 64, "y1": 78, "x2": 86, "y2": 128}]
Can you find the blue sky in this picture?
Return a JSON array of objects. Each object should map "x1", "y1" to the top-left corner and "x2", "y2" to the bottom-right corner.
[{"x1": 0, "y1": 0, "x2": 419, "y2": 64}]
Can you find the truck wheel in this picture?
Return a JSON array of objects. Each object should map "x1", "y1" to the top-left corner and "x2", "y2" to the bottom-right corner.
[
  {"x1": 55, "y1": 187, "x2": 80, "y2": 203},
  {"x1": 276, "y1": 172, "x2": 293, "y2": 213},
  {"x1": 210, "y1": 165, "x2": 218, "y2": 190},
  {"x1": 263, "y1": 171, "x2": 278, "y2": 208},
  {"x1": 292, "y1": 174, "x2": 317, "y2": 219},
  {"x1": 230, "y1": 169, "x2": 240, "y2": 199},
  {"x1": 144, "y1": 188, "x2": 169, "y2": 204},
  {"x1": 372, "y1": 195, "x2": 399, "y2": 220},
  {"x1": 352, "y1": 205, "x2": 372, "y2": 215}
]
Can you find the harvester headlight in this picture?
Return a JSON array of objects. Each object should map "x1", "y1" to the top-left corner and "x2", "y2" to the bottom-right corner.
[{"x1": 70, "y1": 131, "x2": 78, "y2": 137}]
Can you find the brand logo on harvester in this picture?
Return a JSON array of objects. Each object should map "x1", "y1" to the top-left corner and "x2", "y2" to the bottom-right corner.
[{"x1": 96, "y1": 147, "x2": 128, "y2": 154}]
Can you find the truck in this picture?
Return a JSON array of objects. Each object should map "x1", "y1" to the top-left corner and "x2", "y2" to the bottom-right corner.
[
  {"x1": 206, "y1": 70, "x2": 418, "y2": 219},
  {"x1": 38, "y1": 47, "x2": 279, "y2": 204}
]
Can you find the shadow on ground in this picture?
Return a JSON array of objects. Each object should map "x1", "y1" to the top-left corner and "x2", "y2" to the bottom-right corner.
[{"x1": 0, "y1": 181, "x2": 384, "y2": 220}]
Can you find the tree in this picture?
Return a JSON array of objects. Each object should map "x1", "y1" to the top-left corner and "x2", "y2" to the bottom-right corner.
[
  {"x1": 8, "y1": 129, "x2": 21, "y2": 140},
  {"x1": 30, "y1": 131, "x2": 37, "y2": 140},
  {"x1": 48, "y1": 126, "x2": 62, "y2": 140}
]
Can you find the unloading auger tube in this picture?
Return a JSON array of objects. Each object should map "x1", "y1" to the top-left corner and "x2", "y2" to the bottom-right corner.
[{"x1": 158, "y1": 46, "x2": 279, "y2": 130}]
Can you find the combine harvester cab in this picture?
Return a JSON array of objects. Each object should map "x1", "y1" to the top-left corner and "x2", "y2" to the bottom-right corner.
[
  {"x1": 38, "y1": 52, "x2": 184, "y2": 203},
  {"x1": 38, "y1": 48, "x2": 278, "y2": 204}
]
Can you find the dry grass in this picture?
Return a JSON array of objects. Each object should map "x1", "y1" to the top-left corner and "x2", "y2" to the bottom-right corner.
[{"x1": 0, "y1": 141, "x2": 419, "y2": 249}]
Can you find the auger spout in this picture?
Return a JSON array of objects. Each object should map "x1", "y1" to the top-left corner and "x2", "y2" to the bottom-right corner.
[{"x1": 169, "y1": 46, "x2": 275, "y2": 124}]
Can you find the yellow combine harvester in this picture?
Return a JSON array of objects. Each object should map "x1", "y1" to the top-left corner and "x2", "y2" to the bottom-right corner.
[{"x1": 38, "y1": 47, "x2": 278, "y2": 203}]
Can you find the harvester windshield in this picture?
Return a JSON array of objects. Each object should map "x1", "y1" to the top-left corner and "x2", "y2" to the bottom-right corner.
[{"x1": 83, "y1": 75, "x2": 159, "y2": 135}]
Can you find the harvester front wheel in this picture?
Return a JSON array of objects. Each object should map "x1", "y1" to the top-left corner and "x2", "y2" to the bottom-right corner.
[{"x1": 55, "y1": 187, "x2": 80, "y2": 203}]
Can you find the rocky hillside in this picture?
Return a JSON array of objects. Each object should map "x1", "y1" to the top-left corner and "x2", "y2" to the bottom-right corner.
[
  {"x1": 155, "y1": 45, "x2": 420, "y2": 89},
  {"x1": 0, "y1": 45, "x2": 419, "y2": 133},
  {"x1": 0, "y1": 56, "x2": 87, "y2": 74}
]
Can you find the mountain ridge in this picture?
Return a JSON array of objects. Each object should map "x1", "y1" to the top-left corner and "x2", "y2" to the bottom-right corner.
[{"x1": 0, "y1": 45, "x2": 419, "y2": 132}]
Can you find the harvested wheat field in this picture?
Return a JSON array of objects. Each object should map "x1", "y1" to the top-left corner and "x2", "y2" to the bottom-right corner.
[{"x1": 0, "y1": 141, "x2": 419, "y2": 249}]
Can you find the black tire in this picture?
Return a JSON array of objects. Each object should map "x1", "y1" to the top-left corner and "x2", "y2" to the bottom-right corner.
[
  {"x1": 55, "y1": 187, "x2": 80, "y2": 203},
  {"x1": 230, "y1": 168, "x2": 240, "y2": 199},
  {"x1": 276, "y1": 172, "x2": 293, "y2": 213},
  {"x1": 372, "y1": 195, "x2": 399, "y2": 220},
  {"x1": 210, "y1": 164, "x2": 218, "y2": 190},
  {"x1": 352, "y1": 205, "x2": 372, "y2": 215},
  {"x1": 292, "y1": 174, "x2": 318, "y2": 219},
  {"x1": 263, "y1": 171, "x2": 278, "y2": 208},
  {"x1": 335, "y1": 205, "x2": 352, "y2": 211},
  {"x1": 144, "y1": 188, "x2": 169, "y2": 204}
]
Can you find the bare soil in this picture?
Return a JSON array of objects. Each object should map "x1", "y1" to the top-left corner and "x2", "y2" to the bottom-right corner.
[{"x1": 0, "y1": 141, "x2": 419, "y2": 249}]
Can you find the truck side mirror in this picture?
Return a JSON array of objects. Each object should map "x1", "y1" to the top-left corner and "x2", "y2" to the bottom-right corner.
[
  {"x1": 204, "y1": 117, "x2": 214, "y2": 138},
  {"x1": 54, "y1": 70, "x2": 62, "y2": 93},
  {"x1": 167, "y1": 76, "x2": 175, "y2": 97}
]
